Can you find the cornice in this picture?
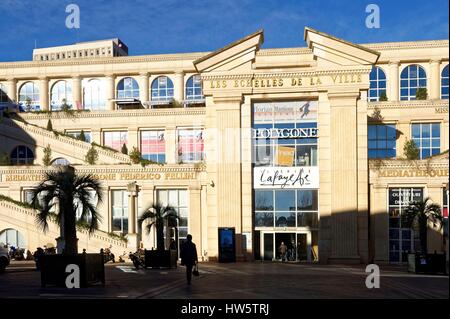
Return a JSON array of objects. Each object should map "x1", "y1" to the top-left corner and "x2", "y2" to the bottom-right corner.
[
  {"x1": 20, "y1": 107, "x2": 207, "y2": 120},
  {"x1": 362, "y1": 40, "x2": 449, "y2": 51},
  {"x1": 368, "y1": 99, "x2": 449, "y2": 109},
  {"x1": 0, "y1": 52, "x2": 208, "y2": 69},
  {"x1": 369, "y1": 158, "x2": 449, "y2": 170},
  {"x1": 201, "y1": 68, "x2": 371, "y2": 81},
  {"x1": 0, "y1": 164, "x2": 207, "y2": 175}
]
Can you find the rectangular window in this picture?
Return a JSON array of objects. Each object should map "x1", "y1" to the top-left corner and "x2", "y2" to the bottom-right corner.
[
  {"x1": 104, "y1": 131, "x2": 128, "y2": 152},
  {"x1": 388, "y1": 187, "x2": 423, "y2": 263},
  {"x1": 157, "y1": 189, "x2": 188, "y2": 252},
  {"x1": 444, "y1": 188, "x2": 449, "y2": 237},
  {"x1": 254, "y1": 189, "x2": 318, "y2": 229},
  {"x1": 177, "y1": 129, "x2": 204, "y2": 163},
  {"x1": 140, "y1": 130, "x2": 165, "y2": 163},
  {"x1": 368, "y1": 124, "x2": 396, "y2": 159},
  {"x1": 252, "y1": 102, "x2": 318, "y2": 167},
  {"x1": 411, "y1": 123, "x2": 440, "y2": 159},
  {"x1": 111, "y1": 190, "x2": 128, "y2": 234},
  {"x1": 66, "y1": 130, "x2": 92, "y2": 143}
]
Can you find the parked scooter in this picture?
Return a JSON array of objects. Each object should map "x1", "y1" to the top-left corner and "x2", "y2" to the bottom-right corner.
[
  {"x1": 101, "y1": 248, "x2": 115, "y2": 264},
  {"x1": 129, "y1": 250, "x2": 145, "y2": 269}
]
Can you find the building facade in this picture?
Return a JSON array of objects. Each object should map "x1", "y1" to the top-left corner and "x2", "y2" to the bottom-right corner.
[{"x1": 0, "y1": 27, "x2": 448, "y2": 264}]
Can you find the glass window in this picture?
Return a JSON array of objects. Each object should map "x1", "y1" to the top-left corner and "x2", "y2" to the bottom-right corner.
[
  {"x1": 51, "y1": 158, "x2": 70, "y2": 166},
  {"x1": 157, "y1": 189, "x2": 188, "y2": 251},
  {"x1": 140, "y1": 130, "x2": 165, "y2": 163},
  {"x1": 66, "y1": 130, "x2": 92, "y2": 143},
  {"x1": 75, "y1": 189, "x2": 97, "y2": 222},
  {"x1": 50, "y1": 80, "x2": 73, "y2": 111},
  {"x1": 103, "y1": 131, "x2": 128, "y2": 152},
  {"x1": 388, "y1": 188, "x2": 423, "y2": 262},
  {"x1": 151, "y1": 76, "x2": 174, "y2": 102},
  {"x1": 368, "y1": 66, "x2": 387, "y2": 101},
  {"x1": 177, "y1": 129, "x2": 204, "y2": 163},
  {"x1": 253, "y1": 105, "x2": 318, "y2": 167},
  {"x1": 442, "y1": 65, "x2": 449, "y2": 100},
  {"x1": 10, "y1": 146, "x2": 34, "y2": 165},
  {"x1": 368, "y1": 124, "x2": 396, "y2": 159},
  {"x1": 400, "y1": 65, "x2": 427, "y2": 101},
  {"x1": 0, "y1": 83, "x2": 8, "y2": 103},
  {"x1": 0, "y1": 229, "x2": 26, "y2": 249},
  {"x1": 117, "y1": 77, "x2": 139, "y2": 99},
  {"x1": 254, "y1": 189, "x2": 319, "y2": 229},
  {"x1": 185, "y1": 75, "x2": 203, "y2": 101},
  {"x1": 111, "y1": 190, "x2": 128, "y2": 234},
  {"x1": 18, "y1": 82, "x2": 40, "y2": 112},
  {"x1": 411, "y1": 123, "x2": 440, "y2": 159},
  {"x1": 83, "y1": 79, "x2": 106, "y2": 110}
]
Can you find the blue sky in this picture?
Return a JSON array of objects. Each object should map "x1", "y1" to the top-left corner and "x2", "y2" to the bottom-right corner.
[{"x1": 0, "y1": 0, "x2": 448, "y2": 62}]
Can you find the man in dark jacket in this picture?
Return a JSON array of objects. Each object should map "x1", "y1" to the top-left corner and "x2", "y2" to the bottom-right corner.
[{"x1": 180, "y1": 234, "x2": 198, "y2": 285}]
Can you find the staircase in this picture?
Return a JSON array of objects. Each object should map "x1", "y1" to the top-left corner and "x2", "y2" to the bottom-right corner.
[
  {"x1": 0, "y1": 199, "x2": 128, "y2": 257},
  {"x1": 0, "y1": 117, "x2": 131, "y2": 164}
]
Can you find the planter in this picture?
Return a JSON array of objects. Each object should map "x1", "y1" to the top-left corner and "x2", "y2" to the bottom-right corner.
[
  {"x1": 144, "y1": 249, "x2": 177, "y2": 269},
  {"x1": 40, "y1": 253, "x2": 105, "y2": 288},
  {"x1": 407, "y1": 252, "x2": 447, "y2": 275}
]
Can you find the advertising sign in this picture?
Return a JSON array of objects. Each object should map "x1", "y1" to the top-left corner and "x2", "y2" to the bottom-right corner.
[
  {"x1": 253, "y1": 166, "x2": 319, "y2": 189},
  {"x1": 275, "y1": 146, "x2": 295, "y2": 166}
]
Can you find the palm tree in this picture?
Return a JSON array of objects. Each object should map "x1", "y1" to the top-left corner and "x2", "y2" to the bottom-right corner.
[
  {"x1": 138, "y1": 204, "x2": 178, "y2": 251},
  {"x1": 31, "y1": 166, "x2": 103, "y2": 255},
  {"x1": 402, "y1": 197, "x2": 443, "y2": 254}
]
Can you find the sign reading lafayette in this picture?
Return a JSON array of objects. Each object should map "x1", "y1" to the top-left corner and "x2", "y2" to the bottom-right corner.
[
  {"x1": 1, "y1": 171, "x2": 197, "y2": 182},
  {"x1": 254, "y1": 167, "x2": 319, "y2": 189}
]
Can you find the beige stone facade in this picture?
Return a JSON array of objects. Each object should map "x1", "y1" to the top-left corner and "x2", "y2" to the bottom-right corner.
[{"x1": 0, "y1": 27, "x2": 448, "y2": 264}]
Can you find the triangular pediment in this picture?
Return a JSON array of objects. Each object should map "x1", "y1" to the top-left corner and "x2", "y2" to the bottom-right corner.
[
  {"x1": 194, "y1": 30, "x2": 264, "y2": 72},
  {"x1": 304, "y1": 27, "x2": 380, "y2": 66}
]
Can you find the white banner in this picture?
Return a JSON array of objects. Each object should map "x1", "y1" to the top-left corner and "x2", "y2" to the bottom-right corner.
[{"x1": 254, "y1": 166, "x2": 319, "y2": 189}]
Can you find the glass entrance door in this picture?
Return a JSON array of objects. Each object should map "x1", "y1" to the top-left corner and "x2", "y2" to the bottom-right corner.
[{"x1": 260, "y1": 231, "x2": 311, "y2": 262}]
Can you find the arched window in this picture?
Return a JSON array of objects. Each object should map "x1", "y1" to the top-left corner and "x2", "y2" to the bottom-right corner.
[
  {"x1": 51, "y1": 158, "x2": 71, "y2": 166},
  {"x1": 117, "y1": 77, "x2": 139, "y2": 99},
  {"x1": 151, "y1": 76, "x2": 174, "y2": 102},
  {"x1": 18, "y1": 82, "x2": 40, "y2": 112},
  {"x1": 83, "y1": 79, "x2": 106, "y2": 110},
  {"x1": 0, "y1": 83, "x2": 8, "y2": 103},
  {"x1": 400, "y1": 65, "x2": 427, "y2": 101},
  {"x1": 10, "y1": 146, "x2": 34, "y2": 165},
  {"x1": 51, "y1": 80, "x2": 73, "y2": 111},
  {"x1": 368, "y1": 67, "x2": 386, "y2": 101},
  {"x1": 0, "y1": 229, "x2": 26, "y2": 248},
  {"x1": 441, "y1": 65, "x2": 449, "y2": 100},
  {"x1": 185, "y1": 74, "x2": 203, "y2": 101}
]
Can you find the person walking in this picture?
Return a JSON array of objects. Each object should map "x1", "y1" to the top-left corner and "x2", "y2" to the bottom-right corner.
[
  {"x1": 279, "y1": 242, "x2": 287, "y2": 262},
  {"x1": 180, "y1": 234, "x2": 198, "y2": 285}
]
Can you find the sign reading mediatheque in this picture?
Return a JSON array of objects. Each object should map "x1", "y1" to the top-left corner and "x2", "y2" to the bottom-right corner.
[
  {"x1": 254, "y1": 167, "x2": 319, "y2": 189},
  {"x1": 1, "y1": 171, "x2": 196, "y2": 182}
]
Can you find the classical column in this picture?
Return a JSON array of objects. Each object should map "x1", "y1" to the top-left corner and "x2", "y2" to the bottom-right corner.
[
  {"x1": 165, "y1": 126, "x2": 177, "y2": 164},
  {"x1": 127, "y1": 128, "x2": 138, "y2": 154},
  {"x1": 212, "y1": 95, "x2": 243, "y2": 260},
  {"x1": 388, "y1": 60, "x2": 400, "y2": 101},
  {"x1": 72, "y1": 75, "x2": 82, "y2": 110},
  {"x1": 127, "y1": 182, "x2": 139, "y2": 250},
  {"x1": 189, "y1": 186, "x2": 202, "y2": 259},
  {"x1": 105, "y1": 74, "x2": 116, "y2": 111},
  {"x1": 6, "y1": 78, "x2": 17, "y2": 103},
  {"x1": 39, "y1": 77, "x2": 49, "y2": 111},
  {"x1": 430, "y1": 59, "x2": 441, "y2": 100},
  {"x1": 174, "y1": 71, "x2": 185, "y2": 103},
  {"x1": 327, "y1": 90, "x2": 361, "y2": 263},
  {"x1": 139, "y1": 72, "x2": 149, "y2": 107}
]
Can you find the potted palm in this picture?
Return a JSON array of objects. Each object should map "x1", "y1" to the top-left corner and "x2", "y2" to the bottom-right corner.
[
  {"x1": 138, "y1": 203, "x2": 179, "y2": 268},
  {"x1": 402, "y1": 197, "x2": 445, "y2": 274},
  {"x1": 31, "y1": 165, "x2": 105, "y2": 287}
]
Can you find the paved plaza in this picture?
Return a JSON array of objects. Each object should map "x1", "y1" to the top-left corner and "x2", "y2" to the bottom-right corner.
[{"x1": 0, "y1": 261, "x2": 448, "y2": 299}]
